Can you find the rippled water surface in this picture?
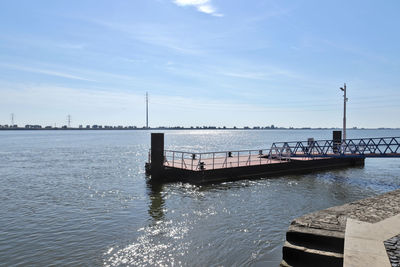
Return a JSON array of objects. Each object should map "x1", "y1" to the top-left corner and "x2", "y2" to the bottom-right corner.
[{"x1": 1, "y1": 129, "x2": 400, "y2": 266}]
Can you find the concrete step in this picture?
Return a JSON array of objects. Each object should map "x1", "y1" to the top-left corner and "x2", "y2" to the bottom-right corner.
[
  {"x1": 279, "y1": 259, "x2": 292, "y2": 267},
  {"x1": 286, "y1": 225, "x2": 344, "y2": 253},
  {"x1": 282, "y1": 241, "x2": 343, "y2": 267}
]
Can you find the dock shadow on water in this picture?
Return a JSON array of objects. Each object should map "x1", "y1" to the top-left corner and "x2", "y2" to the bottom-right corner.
[{"x1": 147, "y1": 181, "x2": 165, "y2": 223}]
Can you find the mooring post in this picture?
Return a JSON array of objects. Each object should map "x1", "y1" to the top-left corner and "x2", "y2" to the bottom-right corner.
[
  {"x1": 151, "y1": 133, "x2": 164, "y2": 181},
  {"x1": 333, "y1": 130, "x2": 342, "y2": 154}
]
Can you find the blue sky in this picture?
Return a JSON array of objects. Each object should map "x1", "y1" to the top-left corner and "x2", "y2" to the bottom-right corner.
[{"x1": 1, "y1": 0, "x2": 399, "y2": 128}]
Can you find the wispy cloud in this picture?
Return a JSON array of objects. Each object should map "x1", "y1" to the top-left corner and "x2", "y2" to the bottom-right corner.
[
  {"x1": 218, "y1": 71, "x2": 269, "y2": 80},
  {"x1": 56, "y1": 43, "x2": 86, "y2": 50},
  {"x1": 298, "y1": 36, "x2": 389, "y2": 64},
  {"x1": 0, "y1": 63, "x2": 95, "y2": 82},
  {"x1": 215, "y1": 63, "x2": 308, "y2": 81},
  {"x1": 173, "y1": 0, "x2": 223, "y2": 17},
  {"x1": 0, "y1": 62, "x2": 146, "y2": 84},
  {"x1": 87, "y1": 19, "x2": 204, "y2": 55},
  {"x1": 0, "y1": 34, "x2": 86, "y2": 51}
]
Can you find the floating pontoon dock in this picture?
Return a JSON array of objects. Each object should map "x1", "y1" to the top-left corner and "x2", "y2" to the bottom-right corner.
[{"x1": 145, "y1": 132, "x2": 400, "y2": 184}]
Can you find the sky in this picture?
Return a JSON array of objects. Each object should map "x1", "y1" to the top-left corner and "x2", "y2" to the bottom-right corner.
[{"x1": 1, "y1": 0, "x2": 399, "y2": 128}]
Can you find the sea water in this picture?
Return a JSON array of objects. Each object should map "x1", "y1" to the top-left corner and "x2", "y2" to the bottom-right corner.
[{"x1": 1, "y1": 129, "x2": 399, "y2": 266}]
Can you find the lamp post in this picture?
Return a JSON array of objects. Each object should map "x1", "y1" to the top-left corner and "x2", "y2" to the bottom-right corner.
[{"x1": 340, "y1": 83, "x2": 348, "y2": 141}]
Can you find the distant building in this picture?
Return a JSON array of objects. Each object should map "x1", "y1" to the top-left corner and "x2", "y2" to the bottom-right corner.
[{"x1": 25, "y1": 125, "x2": 42, "y2": 129}]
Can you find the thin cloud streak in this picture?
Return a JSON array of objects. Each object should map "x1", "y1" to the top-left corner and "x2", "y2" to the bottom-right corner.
[
  {"x1": 0, "y1": 62, "x2": 146, "y2": 85},
  {"x1": 0, "y1": 34, "x2": 86, "y2": 51},
  {"x1": 0, "y1": 63, "x2": 95, "y2": 82},
  {"x1": 173, "y1": 0, "x2": 223, "y2": 17},
  {"x1": 87, "y1": 19, "x2": 205, "y2": 55}
]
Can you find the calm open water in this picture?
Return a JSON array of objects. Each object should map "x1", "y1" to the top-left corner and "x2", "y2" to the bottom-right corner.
[{"x1": 1, "y1": 129, "x2": 400, "y2": 266}]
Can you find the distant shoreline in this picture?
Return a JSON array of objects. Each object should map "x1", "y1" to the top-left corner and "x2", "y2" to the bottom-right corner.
[{"x1": 0, "y1": 127, "x2": 398, "y2": 131}]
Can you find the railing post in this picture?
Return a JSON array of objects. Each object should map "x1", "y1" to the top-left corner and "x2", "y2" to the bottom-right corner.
[
  {"x1": 148, "y1": 149, "x2": 151, "y2": 164},
  {"x1": 181, "y1": 153, "x2": 184, "y2": 169},
  {"x1": 237, "y1": 151, "x2": 240, "y2": 167},
  {"x1": 199, "y1": 154, "x2": 202, "y2": 170},
  {"x1": 249, "y1": 151, "x2": 251, "y2": 165},
  {"x1": 172, "y1": 152, "x2": 175, "y2": 167},
  {"x1": 212, "y1": 153, "x2": 215, "y2": 170}
]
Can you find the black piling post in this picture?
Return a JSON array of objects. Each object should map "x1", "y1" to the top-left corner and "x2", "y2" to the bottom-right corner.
[
  {"x1": 151, "y1": 133, "x2": 164, "y2": 181},
  {"x1": 333, "y1": 130, "x2": 342, "y2": 153}
]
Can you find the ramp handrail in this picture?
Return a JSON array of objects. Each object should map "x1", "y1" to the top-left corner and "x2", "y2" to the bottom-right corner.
[{"x1": 270, "y1": 137, "x2": 400, "y2": 158}]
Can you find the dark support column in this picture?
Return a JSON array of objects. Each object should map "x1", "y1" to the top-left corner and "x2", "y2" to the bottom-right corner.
[
  {"x1": 333, "y1": 131, "x2": 342, "y2": 153},
  {"x1": 151, "y1": 133, "x2": 164, "y2": 181}
]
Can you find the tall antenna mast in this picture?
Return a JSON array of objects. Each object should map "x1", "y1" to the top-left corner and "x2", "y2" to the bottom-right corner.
[
  {"x1": 11, "y1": 113, "x2": 14, "y2": 126},
  {"x1": 146, "y1": 92, "x2": 149, "y2": 128},
  {"x1": 67, "y1": 114, "x2": 71, "y2": 128}
]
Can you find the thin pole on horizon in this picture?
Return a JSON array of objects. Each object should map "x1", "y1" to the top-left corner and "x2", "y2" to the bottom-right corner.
[
  {"x1": 11, "y1": 113, "x2": 14, "y2": 126},
  {"x1": 340, "y1": 83, "x2": 348, "y2": 141},
  {"x1": 67, "y1": 114, "x2": 71, "y2": 128},
  {"x1": 146, "y1": 92, "x2": 149, "y2": 128}
]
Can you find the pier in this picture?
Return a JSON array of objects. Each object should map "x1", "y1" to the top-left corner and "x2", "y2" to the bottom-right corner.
[
  {"x1": 144, "y1": 132, "x2": 400, "y2": 184},
  {"x1": 281, "y1": 189, "x2": 400, "y2": 267}
]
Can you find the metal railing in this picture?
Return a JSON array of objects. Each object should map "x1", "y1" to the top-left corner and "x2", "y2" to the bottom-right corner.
[
  {"x1": 163, "y1": 148, "x2": 277, "y2": 171},
  {"x1": 148, "y1": 136, "x2": 400, "y2": 172},
  {"x1": 270, "y1": 137, "x2": 400, "y2": 158}
]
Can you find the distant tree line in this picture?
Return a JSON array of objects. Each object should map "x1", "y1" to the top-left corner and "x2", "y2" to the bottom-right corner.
[{"x1": 0, "y1": 124, "x2": 374, "y2": 130}]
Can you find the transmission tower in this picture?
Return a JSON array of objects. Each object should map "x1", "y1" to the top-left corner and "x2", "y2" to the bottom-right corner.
[
  {"x1": 11, "y1": 113, "x2": 14, "y2": 126},
  {"x1": 67, "y1": 114, "x2": 71, "y2": 128},
  {"x1": 146, "y1": 92, "x2": 149, "y2": 128}
]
